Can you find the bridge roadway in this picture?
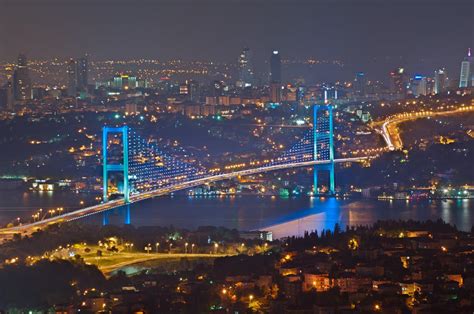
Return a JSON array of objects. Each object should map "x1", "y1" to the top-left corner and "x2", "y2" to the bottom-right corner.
[{"x1": 0, "y1": 157, "x2": 367, "y2": 236}]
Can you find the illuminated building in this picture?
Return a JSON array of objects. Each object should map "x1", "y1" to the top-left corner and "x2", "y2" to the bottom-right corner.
[
  {"x1": 270, "y1": 83, "x2": 281, "y2": 103},
  {"x1": 125, "y1": 103, "x2": 138, "y2": 115},
  {"x1": 113, "y1": 75, "x2": 143, "y2": 90},
  {"x1": 434, "y1": 68, "x2": 449, "y2": 94},
  {"x1": 410, "y1": 75, "x2": 427, "y2": 97},
  {"x1": 67, "y1": 55, "x2": 88, "y2": 97},
  {"x1": 66, "y1": 58, "x2": 77, "y2": 96},
  {"x1": 179, "y1": 83, "x2": 189, "y2": 95},
  {"x1": 13, "y1": 54, "x2": 32, "y2": 101},
  {"x1": 76, "y1": 55, "x2": 88, "y2": 92},
  {"x1": 353, "y1": 72, "x2": 367, "y2": 96},
  {"x1": 179, "y1": 80, "x2": 199, "y2": 102},
  {"x1": 237, "y1": 47, "x2": 254, "y2": 88},
  {"x1": 0, "y1": 81, "x2": 14, "y2": 111},
  {"x1": 270, "y1": 50, "x2": 281, "y2": 84},
  {"x1": 389, "y1": 67, "x2": 408, "y2": 96},
  {"x1": 459, "y1": 48, "x2": 473, "y2": 88}
]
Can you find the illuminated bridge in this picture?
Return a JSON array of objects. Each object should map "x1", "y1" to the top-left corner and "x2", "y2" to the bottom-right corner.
[{"x1": 1, "y1": 105, "x2": 368, "y2": 235}]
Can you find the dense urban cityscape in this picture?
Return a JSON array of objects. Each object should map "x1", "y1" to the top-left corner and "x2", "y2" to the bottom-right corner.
[{"x1": 0, "y1": 0, "x2": 473, "y2": 313}]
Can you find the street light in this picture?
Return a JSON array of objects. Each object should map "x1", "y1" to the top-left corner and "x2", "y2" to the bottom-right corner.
[
  {"x1": 185, "y1": 242, "x2": 188, "y2": 254},
  {"x1": 155, "y1": 242, "x2": 160, "y2": 253},
  {"x1": 145, "y1": 244, "x2": 152, "y2": 254},
  {"x1": 214, "y1": 243, "x2": 218, "y2": 254},
  {"x1": 191, "y1": 243, "x2": 195, "y2": 254},
  {"x1": 169, "y1": 243, "x2": 173, "y2": 254}
]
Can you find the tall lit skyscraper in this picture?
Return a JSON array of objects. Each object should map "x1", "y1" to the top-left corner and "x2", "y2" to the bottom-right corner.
[
  {"x1": 389, "y1": 67, "x2": 408, "y2": 96},
  {"x1": 270, "y1": 50, "x2": 281, "y2": 84},
  {"x1": 434, "y1": 68, "x2": 449, "y2": 94},
  {"x1": 66, "y1": 59, "x2": 77, "y2": 97},
  {"x1": 3, "y1": 65, "x2": 15, "y2": 110},
  {"x1": 13, "y1": 54, "x2": 32, "y2": 101},
  {"x1": 410, "y1": 75, "x2": 427, "y2": 97},
  {"x1": 353, "y1": 72, "x2": 367, "y2": 96},
  {"x1": 76, "y1": 55, "x2": 88, "y2": 92},
  {"x1": 237, "y1": 48, "x2": 254, "y2": 88},
  {"x1": 459, "y1": 48, "x2": 473, "y2": 88}
]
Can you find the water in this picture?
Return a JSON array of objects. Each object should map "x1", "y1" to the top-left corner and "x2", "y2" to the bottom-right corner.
[{"x1": 0, "y1": 191, "x2": 472, "y2": 238}]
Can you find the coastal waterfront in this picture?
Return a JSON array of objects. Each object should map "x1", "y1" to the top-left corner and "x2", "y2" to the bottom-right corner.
[{"x1": 1, "y1": 191, "x2": 472, "y2": 238}]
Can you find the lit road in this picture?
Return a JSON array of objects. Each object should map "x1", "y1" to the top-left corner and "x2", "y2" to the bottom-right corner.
[
  {"x1": 376, "y1": 105, "x2": 474, "y2": 151},
  {"x1": 0, "y1": 157, "x2": 367, "y2": 236}
]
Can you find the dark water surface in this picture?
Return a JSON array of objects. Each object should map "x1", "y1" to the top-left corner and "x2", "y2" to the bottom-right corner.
[{"x1": 0, "y1": 191, "x2": 472, "y2": 238}]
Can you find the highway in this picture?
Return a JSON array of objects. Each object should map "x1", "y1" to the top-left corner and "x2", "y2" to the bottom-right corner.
[
  {"x1": 376, "y1": 105, "x2": 474, "y2": 151},
  {"x1": 0, "y1": 157, "x2": 367, "y2": 236}
]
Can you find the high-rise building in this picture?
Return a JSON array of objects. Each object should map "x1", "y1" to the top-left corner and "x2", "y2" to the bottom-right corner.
[
  {"x1": 13, "y1": 54, "x2": 32, "y2": 101},
  {"x1": 76, "y1": 55, "x2": 88, "y2": 92},
  {"x1": 66, "y1": 59, "x2": 77, "y2": 97},
  {"x1": 459, "y1": 48, "x2": 473, "y2": 88},
  {"x1": 6, "y1": 81, "x2": 15, "y2": 110},
  {"x1": 353, "y1": 72, "x2": 367, "y2": 96},
  {"x1": 237, "y1": 48, "x2": 254, "y2": 88},
  {"x1": 110, "y1": 74, "x2": 145, "y2": 92},
  {"x1": 434, "y1": 68, "x2": 449, "y2": 94},
  {"x1": 0, "y1": 82, "x2": 14, "y2": 111},
  {"x1": 270, "y1": 50, "x2": 281, "y2": 84},
  {"x1": 2, "y1": 65, "x2": 15, "y2": 110},
  {"x1": 389, "y1": 67, "x2": 408, "y2": 96},
  {"x1": 270, "y1": 83, "x2": 281, "y2": 103},
  {"x1": 410, "y1": 75, "x2": 427, "y2": 97},
  {"x1": 67, "y1": 55, "x2": 88, "y2": 97}
]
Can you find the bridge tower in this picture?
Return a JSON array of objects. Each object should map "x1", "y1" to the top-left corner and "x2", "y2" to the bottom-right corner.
[
  {"x1": 313, "y1": 104, "x2": 335, "y2": 195},
  {"x1": 102, "y1": 126, "x2": 130, "y2": 225}
]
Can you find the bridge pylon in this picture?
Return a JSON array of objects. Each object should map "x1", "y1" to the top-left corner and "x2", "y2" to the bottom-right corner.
[
  {"x1": 102, "y1": 126, "x2": 130, "y2": 225},
  {"x1": 313, "y1": 104, "x2": 335, "y2": 195}
]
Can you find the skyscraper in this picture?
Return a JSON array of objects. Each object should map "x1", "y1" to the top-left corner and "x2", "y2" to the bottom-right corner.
[
  {"x1": 237, "y1": 48, "x2": 254, "y2": 88},
  {"x1": 434, "y1": 68, "x2": 449, "y2": 94},
  {"x1": 3, "y1": 65, "x2": 15, "y2": 110},
  {"x1": 353, "y1": 72, "x2": 367, "y2": 96},
  {"x1": 410, "y1": 75, "x2": 427, "y2": 97},
  {"x1": 76, "y1": 55, "x2": 88, "y2": 92},
  {"x1": 459, "y1": 48, "x2": 473, "y2": 88},
  {"x1": 13, "y1": 54, "x2": 32, "y2": 101},
  {"x1": 67, "y1": 59, "x2": 77, "y2": 97},
  {"x1": 270, "y1": 83, "x2": 281, "y2": 103},
  {"x1": 270, "y1": 50, "x2": 281, "y2": 84},
  {"x1": 389, "y1": 67, "x2": 408, "y2": 96}
]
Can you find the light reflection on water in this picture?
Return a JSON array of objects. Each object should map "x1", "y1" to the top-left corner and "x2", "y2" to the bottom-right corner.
[
  {"x1": 53, "y1": 196, "x2": 474, "y2": 236},
  {"x1": 0, "y1": 191, "x2": 472, "y2": 238}
]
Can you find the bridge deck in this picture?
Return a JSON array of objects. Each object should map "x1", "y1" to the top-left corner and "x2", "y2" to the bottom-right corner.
[{"x1": 0, "y1": 157, "x2": 367, "y2": 235}]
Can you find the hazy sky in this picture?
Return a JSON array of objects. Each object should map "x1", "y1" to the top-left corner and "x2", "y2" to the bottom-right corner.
[{"x1": 0, "y1": 0, "x2": 472, "y2": 79}]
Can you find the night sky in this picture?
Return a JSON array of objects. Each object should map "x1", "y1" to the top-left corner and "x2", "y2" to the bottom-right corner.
[{"x1": 1, "y1": 0, "x2": 472, "y2": 80}]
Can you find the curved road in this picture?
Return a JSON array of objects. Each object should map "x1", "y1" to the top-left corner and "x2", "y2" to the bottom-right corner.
[
  {"x1": 0, "y1": 157, "x2": 367, "y2": 236},
  {"x1": 376, "y1": 105, "x2": 474, "y2": 151}
]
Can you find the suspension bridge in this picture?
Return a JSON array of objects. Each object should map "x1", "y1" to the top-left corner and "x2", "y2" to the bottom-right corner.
[{"x1": 1, "y1": 104, "x2": 368, "y2": 235}]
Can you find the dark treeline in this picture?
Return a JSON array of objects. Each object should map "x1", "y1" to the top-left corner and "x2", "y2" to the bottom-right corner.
[{"x1": 284, "y1": 219, "x2": 459, "y2": 251}]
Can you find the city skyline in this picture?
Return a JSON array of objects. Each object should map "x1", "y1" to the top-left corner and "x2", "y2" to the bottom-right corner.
[
  {"x1": 0, "y1": 1, "x2": 473, "y2": 312},
  {"x1": 1, "y1": 0, "x2": 472, "y2": 80}
]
